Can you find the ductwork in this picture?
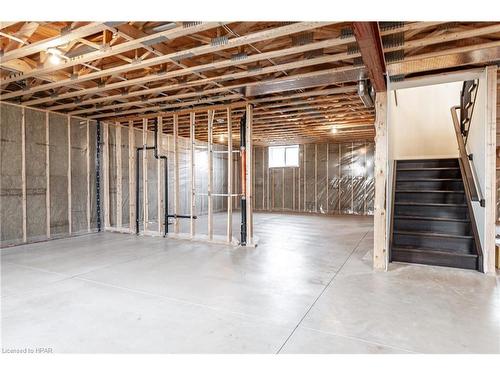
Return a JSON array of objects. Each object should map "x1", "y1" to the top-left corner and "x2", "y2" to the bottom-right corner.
[{"x1": 357, "y1": 80, "x2": 374, "y2": 108}]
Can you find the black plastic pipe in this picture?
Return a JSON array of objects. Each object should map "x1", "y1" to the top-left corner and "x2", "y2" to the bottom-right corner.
[
  {"x1": 135, "y1": 118, "x2": 196, "y2": 237},
  {"x1": 240, "y1": 114, "x2": 247, "y2": 246},
  {"x1": 96, "y1": 121, "x2": 102, "y2": 232}
]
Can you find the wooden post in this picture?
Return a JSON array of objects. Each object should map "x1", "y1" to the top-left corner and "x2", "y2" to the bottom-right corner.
[
  {"x1": 207, "y1": 110, "x2": 214, "y2": 240},
  {"x1": 226, "y1": 108, "x2": 233, "y2": 242},
  {"x1": 245, "y1": 104, "x2": 254, "y2": 243},
  {"x1": 86, "y1": 120, "x2": 91, "y2": 232},
  {"x1": 373, "y1": 92, "x2": 388, "y2": 270},
  {"x1": 128, "y1": 121, "x2": 135, "y2": 231},
  {"x1": 282, "y1": 168, "x2": 285, "y2": 210},
  {"x1": 21, "y1": 108, "x2": 27, "y2": 242},
  {"x1": 103, "y1": 122, "x2": 110, "y2": 229},
  {"x1": 326, "y1": 144, "x2": 329, "y2": 213},
  {"x1": 157, "y1": 116, "x2": 162, "y2": 234},
  {"x1": 67, "y1": 115, "x2": 72, "y2": 234},
  {"x1": 116, "y1": 123, "x2": 122, "y2": 228},
  {"x1": 298, "y1": 147, "x2": 301, "y2": 211},
  {"x1": 484, "y1": 65, "x2": 497, "y2": 273},
  {"x1": 190, "y1": 112, "x2": 196, "y2": 238},
  {"x1": 173, "y1": 114, "x2": 180, "y2": 233},
  {"x1": 303, "y1": 145, "x2": 307, "y2": 211},
  {"x1": 45, "y1": 112, "x2": 50, "y2": 238},
  {"x1": 142, "y1": 119, "x2": 148, "y2": 232},
  {"x1": 314, "y1": 144, "x2": 318, "y2": 212}
]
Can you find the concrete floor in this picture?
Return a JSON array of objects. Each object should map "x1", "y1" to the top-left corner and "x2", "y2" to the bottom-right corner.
[{"x1": 1, "y1": 212, "x2": 499, "y2": 353}]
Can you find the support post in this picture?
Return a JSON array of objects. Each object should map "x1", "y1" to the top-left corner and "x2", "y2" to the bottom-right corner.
[
  {"x1": 484, "y1": 65, "x2": 497, "y2": 273},
  {"x1": 373, "y1": 91, "x2": 388, "y2": 270},
  {"x1": 245, "y1": 104, "x2": 254, "y2": 244},
  {"x1": 157, "y1": 117, "x2": 162, "y2": 234},
  {"x1": 142, "y1": 119, "x2": 148, "y2": 232},
  {"x1": 86, "y1": 120, "x2": 91, "y2": 232},
  {"x1": 190, "y1": 112, "x2": 196, "y2": 238},
  {"x1": 45, "y1": 112, "x2": 50, "y2": 238},
  {"x1": 226, "y1": 108, "x2": 233, "y2": 242},
  {"x1": 128, "y1": 121, "x2": 135, "y2": 231},
  {"x1": 116, "y1": 123, "x2": 122, "y2": 228},
  {"x1": 21, "y1": 108, "x2": 27, "y2": 242},
  {"x1": 207, "y1": 109, "x2": 214, "y2": 240},
  {"x1": 103, "y1": 122, "x2": 110, "y2": 229},
  {"x1": 173, "y1": 114, "x2": 180, "y2": 233},
  {"x1": 67, "y1": 115, "x2": 72, "y2": 235}
]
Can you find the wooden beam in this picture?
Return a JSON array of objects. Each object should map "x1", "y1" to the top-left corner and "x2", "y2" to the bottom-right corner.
[
  {"x1": 0, "y1": 22, "x2": 109, "y2": 63},
  {"x1": 0, "y1": 22, "x2": 221, "y2": 86},
  {"x1": 352, "y1": 22, "x2": 387, "y2": 92},
  {"x1": 373, "y1": 92, "x2": 387, "y2": 270}
]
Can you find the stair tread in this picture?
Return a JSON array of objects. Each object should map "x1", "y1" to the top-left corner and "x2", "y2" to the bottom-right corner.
[
  {"x1": 395, "y1": 190, "x2": 465, "y2": 193},
  {"x1": 394, "y1": 230, "x2": 473, "y2": 239},
  {"x1": 395, "y1": 202, "x2": 466, "y2": 207},
  {"x1": 396, "y1": 181, "x2": 462, "y2": 182},
  {"x1": 397, "y1": 167, "x2": 459, "y2": 171},
  {"x1": 397, "y1": 158, "x2": 458, "y2": 162},
  {"x1": 394, "y1": 215, "x2": 470, "y2": 223},
  {"x1": 392, "y1": 245, "x2": 478, "y2": 258}
]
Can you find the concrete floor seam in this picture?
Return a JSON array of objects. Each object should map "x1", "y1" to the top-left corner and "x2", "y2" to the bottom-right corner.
[
  {"x1": 300, "y1": 326, "x2": 420, "y2": 354},
  {"x1": 73, "y1": 274, "x2": 293, "y2": 329},
  {"x1": 276, "y1": 229, "x2": 370, "y2": 354}
]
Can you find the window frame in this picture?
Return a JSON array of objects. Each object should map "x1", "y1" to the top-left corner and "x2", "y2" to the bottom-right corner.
[{"x1": 268, "y1": 145, "x2": 299, "y2": 168}]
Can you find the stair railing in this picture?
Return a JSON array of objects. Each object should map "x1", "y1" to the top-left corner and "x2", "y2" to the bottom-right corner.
[{"x1": 450, "y1": 105, "x2": 484, "y2": 206}]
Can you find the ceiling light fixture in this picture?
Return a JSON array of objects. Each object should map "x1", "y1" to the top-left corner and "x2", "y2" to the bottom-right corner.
[
  {"x1": 47, "y1": 47, "x2": 63, "y2": 65},
  {"x1": 331, "y1": 126, "x2": 338, "y2": 134}
]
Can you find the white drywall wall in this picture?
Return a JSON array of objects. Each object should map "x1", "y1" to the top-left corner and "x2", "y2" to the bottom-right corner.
[{"x1": 389, "y1": 81, "x2": 462, "y2": 160}]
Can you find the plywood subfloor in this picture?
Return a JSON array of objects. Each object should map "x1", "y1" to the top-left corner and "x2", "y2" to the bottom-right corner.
[{"x1": 1, "y1": 213, "x2": 499, "y2": 353}]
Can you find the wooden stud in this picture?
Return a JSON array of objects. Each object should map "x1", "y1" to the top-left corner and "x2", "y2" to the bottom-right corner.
[
  {"x1": 326, "y1": 143, "x2": 329, "y2": 213},
  {"x1": 67, "y1": 115, "x2": 72, "y2": 234},
  {"x1": 282, "y1": 168, "x2": 285, "y2": 210},
  {"x1": 226, "y1": 108, "x2": 233, "y2": 242},
  {"x1": 303, "y1": 145, "x2": 307, "y2": 211},
  {"x1": 45, "y1": 112, "x2": 50, "y2": 238},
  {"x1": 103, "y1": 122, "x2": 110, "y2": 228},
  {"x1": 128, "y1": 121, "x2": 135, "y2": 230},
  {"x1": 116, "y1": 123, "x2": 122, "y2": 228},
  {"x1": 207, "y1": 110, "x2": 214, "y2": 240},
  {"x1": 21, "y1": 107, "x2": 27, "y2": 242},
  {"x1": 262, "y1": 147, "x2": 265, "y2": 210},
  {"x1": 173, "y1": 114, "x2": 180, "y2": 233},
  {"x1": 245, "y1": 104, "x2": 254, "y2": 243},
  {"x1": 314, "y1": 144, "x2": 318, "y2": 212},
  {"x1": 86, "y1": 120, "x2": 91, "y2": 232},
  {"x1": 373, "y1": 92, "x2": 388, "y2": 270},
  {"x1": 485, "y1": 65, "x2": 497, "y2": 273},
  {"x1": 292, "y1": 167, "x2": 296, "y2": 211},
  {"x1": 190, "y1": 112, "x2": 196, "y2": 238},
  {"x1": 142, "y1": 118, "x2": 148, "y2": 232},
  {"x1": 157, "y1": 116, "x2": 162, "y2": 234},
  {"x1": 298, "y1": 147, "x2": 301, "y2": 211}
]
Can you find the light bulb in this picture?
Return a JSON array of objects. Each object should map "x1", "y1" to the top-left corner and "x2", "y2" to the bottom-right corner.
[{"x1": 49, "y1": 53, "x2": 61, "y2": 65}]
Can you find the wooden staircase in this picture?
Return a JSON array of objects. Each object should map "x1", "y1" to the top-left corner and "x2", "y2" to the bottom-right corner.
[{"x1": 390, "y1": 158, "x2": 481, "y2": 271}]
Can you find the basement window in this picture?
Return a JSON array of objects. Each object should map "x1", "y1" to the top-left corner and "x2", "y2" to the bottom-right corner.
[{"x1": 268, "y1": 145, "x2": 299, "y2": 168}]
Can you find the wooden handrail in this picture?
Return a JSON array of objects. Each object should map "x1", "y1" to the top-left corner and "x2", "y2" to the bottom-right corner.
[{"x1": 450, "y1": 105, "x2": 480, "y2": 201}]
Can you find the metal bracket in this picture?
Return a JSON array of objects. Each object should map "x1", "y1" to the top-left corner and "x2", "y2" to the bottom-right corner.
[
  {"x1": 468, "y1": 153, "x2": 473, "y2": 161},
  {"x1": 480, "y1": 199, "x2": 485, "y2": 207}
]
